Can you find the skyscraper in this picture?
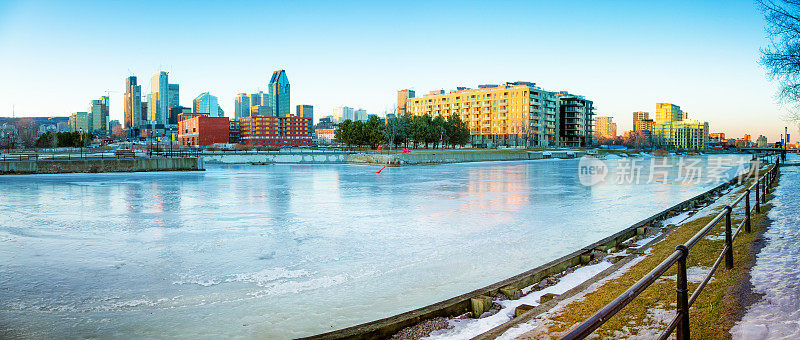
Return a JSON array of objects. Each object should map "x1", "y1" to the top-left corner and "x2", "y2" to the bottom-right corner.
[
  {"x1": 249, "y1": 91, "x2": 265, "y2": 107},
  {"x1": 124, "y1": 76, "x2": 142, "y2": 129},
  {"x1": 354, "y1": 108, "x2": 367, "y2": 122},
  {"x1": 150, "y1": 71, "x2": 180, "y2": 125},
  {"x1": 168, "y1": 83, "x2": 180, "y2": 115},
  {"x1": 296, "y1": 105, "x2": 313, "y2": 122},
  {"x1": 150, "y1": 71, "x2": 169, "y2": 124},
  {"x1": 268, "y1": 69, "x2": 290, "y2": 117},
  {"x1": 234, "y1": 93, "x2": 250, "y2": 120},
  {"x1": 333, "y1": 106, "x2": 354, "y2": 122},
  {"x1": 88, "y1": 96, "x2": 109, "y2": 133},
  {"x1": 193, "y1": 92, "x2": 220, "y2": 117}
]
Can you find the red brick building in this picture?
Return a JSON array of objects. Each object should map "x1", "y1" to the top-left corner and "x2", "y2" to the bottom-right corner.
[
  {"x1": 239, "y1": 116, "x2": 312, "y2": 146},
  {"x1": 178, "y1": 113, "x2": 230, "y2": 146}
]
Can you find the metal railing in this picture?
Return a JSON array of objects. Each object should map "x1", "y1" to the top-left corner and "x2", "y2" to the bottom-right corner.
[
  {"x1": 562, "y1": 155, "x2": 781, "y2": 340},
  {"x1": 0, "y1": 148, "x2": 201, "y2": 161}
]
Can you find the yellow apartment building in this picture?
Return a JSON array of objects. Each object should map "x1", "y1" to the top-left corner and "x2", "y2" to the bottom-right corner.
[{"x1": 398, "y1": 82, "x2": 590, "y2": 147}]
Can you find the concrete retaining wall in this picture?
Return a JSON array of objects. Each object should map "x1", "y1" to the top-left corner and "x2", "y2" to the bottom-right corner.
[
  {"x1": 302, "y1": 174, "x2": 744, "y2": 340},
  {"x1": 345, "y1": 151, "x2": 586, "y2": 166},
  {"x1": 202, "y1": 153, "x2": 351, "y2": 164},
  {"x1": 0, "y1": 157, "x2": 202, "y2": 175},
  {"x1": 201, "y1": 151, "x2": 585, "y2": 166}
]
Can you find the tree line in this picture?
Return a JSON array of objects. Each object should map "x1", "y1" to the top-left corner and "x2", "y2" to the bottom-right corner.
[
  {"x1": 35, "y1": 131, "x2": 94, "y2": 148},
  {"x1": 334, "y1": 114, "x2": 471, "y2": 149}
]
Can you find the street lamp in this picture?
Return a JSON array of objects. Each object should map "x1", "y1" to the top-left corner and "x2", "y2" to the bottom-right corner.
[{"x1": 79, "y1": 128, "x2": 83, "y2": 159}]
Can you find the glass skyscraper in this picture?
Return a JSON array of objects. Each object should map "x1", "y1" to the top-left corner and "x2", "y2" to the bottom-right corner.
[{"x1": 269, "y1": 69, "x2": 290, "y2": 117}]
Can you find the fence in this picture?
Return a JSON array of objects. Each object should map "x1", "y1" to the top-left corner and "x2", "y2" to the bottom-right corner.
[
  {"x1": 561, "y1": 155, "x2": 781, "y2": 340},
  {"x1": 0, "y1": 148, "x2": 200, "y2": 161}
]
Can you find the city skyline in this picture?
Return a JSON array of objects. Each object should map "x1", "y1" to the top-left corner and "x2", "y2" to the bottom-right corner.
[{"x1": 0, "y1": 0, "x2": 793, "y2": 140}]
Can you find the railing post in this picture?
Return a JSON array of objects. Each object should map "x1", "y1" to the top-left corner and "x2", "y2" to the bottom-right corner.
[
  {"x1": 725, "y1": 206, "x2": 733, "y2": 270},
  {"x1": 676, "y1": 245, "x2": 690, "y2": 340},
  {"x1": 745, "y1": 189, "x2": 751, "y2": 233},
  {"x1": 763, "y1": 174, "x2": 768, "y2": 203},
  {"x1": 755, "y1": 179, "x2": 761, "y2": 213}
]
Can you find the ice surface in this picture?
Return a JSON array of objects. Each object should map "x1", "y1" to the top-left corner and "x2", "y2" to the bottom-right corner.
[
  {"x1": 0, "y1": 155, "x2": 750, "y2": 338},
  {"x1": 731, "y1": 154, "x2": 800, "y2": 340}
]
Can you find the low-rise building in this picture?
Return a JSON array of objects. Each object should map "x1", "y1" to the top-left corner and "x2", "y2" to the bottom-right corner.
[
  {"x1": 229, "y1": 120, "x2": 241, "y2": 144},
  {"x1": 239, "y1": 115, "x2": 311, "y2": 147},
  {"x1": 314, "y1": 128, "x2": 336, "y2": 144},
  {"x1": 177, "y1": 113, "x2": 230, "y2": 146}
]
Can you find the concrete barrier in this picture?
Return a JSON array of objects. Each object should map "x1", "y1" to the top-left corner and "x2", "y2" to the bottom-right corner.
[
  {"x1": 200, "y1": 151, "x2": 586, "y2": 166},
  {"x1": 0, "y1": 157, "x2": 202, "y2": 175},
  {"x1": 302, "y1": 175, "x2": 742, "y2": 340},
  {"x1": 202, "y1": 152, "x2": 352, "y2": 164}
]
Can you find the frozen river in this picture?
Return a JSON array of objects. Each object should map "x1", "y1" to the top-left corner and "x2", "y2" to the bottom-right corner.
[{"x1": 1, "y1": 155, "x2": 750, "y2": 338}]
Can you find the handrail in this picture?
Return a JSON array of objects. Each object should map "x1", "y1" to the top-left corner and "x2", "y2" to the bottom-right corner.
[{"x1": 562, "y1": 153, "x2": 781, "y2": 340}]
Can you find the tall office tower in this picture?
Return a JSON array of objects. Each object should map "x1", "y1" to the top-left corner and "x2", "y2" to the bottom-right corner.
[
  {"x1": 296, "y1": 105, "x2": 313, "y2": 122},
  {"x1": 193, "y1": 92, "x2": 220, "y2": 117},
  {"x1": 268, "y1": 69, "x2": 290, "y2": 117},
  {"x1": 632, "y1": 111, "x2": 649, "y2": 132},
  {"x1": 333, "y1": 106, "x2": 354, "y2": 122},
  {"x1": 249, "y1": 91, "x2": 265, "y2": 107},
  {"x1": 354, "y1": 108, "x2": 367, "y2": 122},
  {"x1": 150, "y1": 71, "x2": 170, "y2": 124},
  {"x1": 168, "y1": 83, "x2": 180, "y2": 112},
  {"x1": 234, "y1": 93, "x2": 250, "y2": 120},
  {"x1": 124, "y1": 76, "x2": 142, "y2": 129},
  {"x1": 396, "y1": 89, "x2": 415, "y2": 116},
  {"x1": 655, "y1": 103, "x2": 682, "y2": 124},
  {"x1": 88, "y1": 96, "x2": 109, "y2": 133}
]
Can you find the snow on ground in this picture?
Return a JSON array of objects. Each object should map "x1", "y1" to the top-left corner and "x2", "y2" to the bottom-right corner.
[
  {"x1": 661, "y1": 210, "x2": 693, "y2": 227},
  {"x1": 731, "y1": 161, "x2": 800, "y2": 340},
  {"x1": 422, "y1": 261, "x2": 613, "y2": 340},
  {"x1": 661, "y1": 265, "x2": 713, "y2": 284},
  {"x1": 497, "y1": 255, "x2": 649, "y2": 339},
  {"x1": 497, "y1": 175, "x2": 757, "y2": 339}
]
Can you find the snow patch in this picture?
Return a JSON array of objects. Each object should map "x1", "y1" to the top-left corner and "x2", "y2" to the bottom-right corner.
[{"x1": 423, "y1": 261, "x2": 612, "y2": 340}]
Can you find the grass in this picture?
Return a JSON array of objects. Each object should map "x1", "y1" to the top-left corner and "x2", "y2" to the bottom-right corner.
[{"x1": 544, "y1": 174, "x2": 777, "y2": 339}]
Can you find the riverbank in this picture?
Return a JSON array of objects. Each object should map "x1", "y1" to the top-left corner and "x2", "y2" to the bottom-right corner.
[
  {"x1": 200, "y1": 150, "x2": 587, "y2": 165},
  {"x1": 0, "y1": 157, "x2": 203, "y2": 175},
  {"x1": 486, "y1": 166, "x2": 778, "y2": 339}
]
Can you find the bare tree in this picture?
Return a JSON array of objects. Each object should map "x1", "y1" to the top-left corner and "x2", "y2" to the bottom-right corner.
[
  {"x1": 14, "y1": 118, "x2": 38, "y2": 148},
  {"x1": 760, "y1": 0, "x2": 800, "y2": 121}
]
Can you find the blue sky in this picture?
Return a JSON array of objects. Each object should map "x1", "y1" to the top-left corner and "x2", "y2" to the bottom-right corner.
[{"x1": 0, "y1": 0, "x2": 792, "y2": 140}]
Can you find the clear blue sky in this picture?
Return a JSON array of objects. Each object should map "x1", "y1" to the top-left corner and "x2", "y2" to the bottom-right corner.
[{"x1": 0, "y1": 0, "x2": 793, "y2": 140}]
